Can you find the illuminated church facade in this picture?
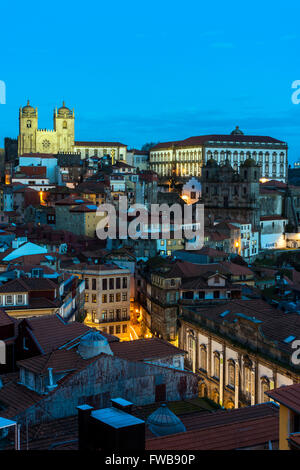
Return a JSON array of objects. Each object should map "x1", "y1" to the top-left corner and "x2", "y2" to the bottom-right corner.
[{"x1": 18, "y1": 101, "x2": 75, "y2": 156}]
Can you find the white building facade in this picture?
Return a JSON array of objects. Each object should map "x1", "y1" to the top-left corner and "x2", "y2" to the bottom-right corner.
[{"x1": 150, "y1": 128, "x2": 288, "y2": 182}]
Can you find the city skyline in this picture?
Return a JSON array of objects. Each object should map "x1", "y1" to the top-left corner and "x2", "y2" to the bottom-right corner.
[{"x1": 1, "y1": 0, "x2": 300, "y2": 163}]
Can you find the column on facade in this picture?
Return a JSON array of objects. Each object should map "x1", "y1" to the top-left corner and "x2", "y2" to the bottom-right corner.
[
  {"x1": 251, "y1": 366, "x2": 256, "y2": 406},
  {"x1": 208, "y1": 337, "x2": 212, "y2": 377},
  {"x1": 234, "y1": 359, "x2": 239, "y2": 408},
  {"x1": 219, "y1": 351, "x2": 224, "y2": 407},
  {"x1": 195, "y1": 332, "x2": 199, "y2": 372}
]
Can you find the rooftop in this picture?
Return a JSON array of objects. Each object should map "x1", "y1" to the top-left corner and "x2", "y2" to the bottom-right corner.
[{"x1": 266, "y1": 384, "x2": 300, "y2": 413}]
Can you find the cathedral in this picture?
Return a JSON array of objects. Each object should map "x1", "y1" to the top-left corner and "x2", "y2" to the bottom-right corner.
[{"x1": 18, "y1": 100, "x2": 75, "y2": 156}]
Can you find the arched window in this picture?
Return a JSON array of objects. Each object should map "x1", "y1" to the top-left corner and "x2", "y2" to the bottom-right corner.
[
  {"x1": 225, "y1": 400, "x2": 235, "y2": 409},
  {"x1": 198, "y1": 382, "x2": 207, "y2": 398},
  {"x1": 63, "y1": 120, "x2": 67, "y2": 129},
  {"x1": 199, "y1": 344, "x2": 207, "y2": 371},
  {"x1": 228, "y1": 360, "x2": 235, "y2": 388},
  {"x1": 213, "y1": 351, "x2": 220, "y2": 379},
  {"x1": 261, "y1": 376, "x2": 270, "y2": 403},
  {"x1": 280, "y1": 164, "x2": 284, "y2": 176},
  {"x1": 212, "y1": 389, "x2": 219, "y2": 404}
]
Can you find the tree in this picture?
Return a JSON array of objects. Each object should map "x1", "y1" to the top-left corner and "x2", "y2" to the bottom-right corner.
[{"x1": 141, "y1": 142, "x2": 158, "y2": 152}]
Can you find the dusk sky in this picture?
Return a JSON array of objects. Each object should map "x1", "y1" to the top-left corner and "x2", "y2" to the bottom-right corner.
[{"x1": 1, "y1": 0, "x2": 300, "y2": 163}]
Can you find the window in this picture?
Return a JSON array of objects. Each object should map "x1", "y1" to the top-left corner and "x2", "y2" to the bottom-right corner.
[
  {"x1": 109, "y1": 278, "x2": 114, "y2": 290},
  {"x1": 92, "y1": 310, "x2": 96, "y2": 321},
  {"x1": 85, "y1": 293, "x2": 89, "y2": 302},
  {"x1": 261, "y1": 377, "x2": 270, "y2": 403},
  {"x1": 63, "y1": 120, "x2": 67, "y2": 129},
  {"x1": 109, "y1": 294, "x2": 114, "y2": 302},
  {"x1": 102, "y1": 278, "x2": 107, "y2": 290},
  {"x1": 109, "y1": 310, "x2": 114, "y2": 321},
  {"x1": 122, "y1": 308, "x2": 127, "y2": 320},
  {"x1": 199, "y1": 345, "x2": 207, "y2": 371},
  {"x1": 85, "y1": 278, "x2": 89, "y2": 289},
  {"x1": 92, "y1": 278, "x2": 97, "y2": 290},
  {"x1": 102, "y1": 310, "x2": 107, "y2": 321},
  {"x1": 122, "y1": 293, "x2": 127, "y2": 301},
  {"x1": 102, "y1": 294, "x2": 107, "y2": 303},
  {"x1": 228, "y1": 360, "x2": 235, "y2": 388},
  {"x1": 27, "y1": 120, "x2": 31, "y2": 128},
  {"x1": 214, "y1": 352, "x2": 220, "y2": 379},
  {"x1": 244, "y1": 364, "x2": 252, "y2": 399},
  {"x1": 17, "y1": 294, "x2": 23, "y2": 305},
  {"x1": 116, "y1": 277, "x2": 121, "y2": 289},
  {"x1": 6, "y1": 295, "x2": 13, "y2": 305},
  {"x1": 122, "y1": 324, "x2": 127, "y2": 333},
  {"x1": 23, "y1": 337, "x2": 29, "y2": 351},
  {"x1": 116, "y1": 309, "x2": 121, "y2": 320},
  {"x1": 122, "y1": 277, "x2": 127, "y2": 288},
  {"x1": 109, "y1": 326, "x2": 114, "y2": 334},
  {"x1": 213, "y1": 291, "x2": 220, "y2": 299},
  {"x1": 92, "y1": 294, "x2": 97, "y2": 303},
  {"x1": 116, "y1": 325, "x2": 121, "y2": 334}
]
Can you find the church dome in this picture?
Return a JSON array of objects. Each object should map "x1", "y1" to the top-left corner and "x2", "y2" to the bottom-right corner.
[
  {"x1": 77, "y1": 330, "x2": 113, "y2": 359},
  {"x1": 22, "y1": 100, "x2": 35, "y2": 115},
  {"x1": 206, "y1": 157, "x2": 218, "y2": 167},
  {"x1": 242, "y1": 157, "x2": 257, "y2": 167},
  {"x1": 231, "y1": 125, "x2": 244, "y2": 135},
  {"x1": 58, "y1": 101, "x2": 71, "y2": 116},
  {"x1": 146, "y1": 404, "x2": 186, "y2": 437}
]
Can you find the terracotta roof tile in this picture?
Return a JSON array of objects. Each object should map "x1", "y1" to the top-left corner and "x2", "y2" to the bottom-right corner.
[
  {"x1": 21, "y1": 315, "x2": 91, "y2": 354},
  {"x1": 110, "y1": 338, "x2": 185, "y2": 362},
  {"x1": 266, "y1": 384, "x2": 300, "y2": 413},
  {"x1": 146, "y1": 415, "x2": 278, "y2": 450}
]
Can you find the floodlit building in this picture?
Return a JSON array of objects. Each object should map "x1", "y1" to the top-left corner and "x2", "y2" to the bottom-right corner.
[{"x1": 150, "y1": 127, "x2": 287, "y2": 182}]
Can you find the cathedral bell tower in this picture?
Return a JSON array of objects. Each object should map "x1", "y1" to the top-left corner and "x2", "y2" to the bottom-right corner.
[
  {"x1": 53, "y1": 101, "x2": 75, "y2": 153},
  {"x1": 18, "y1": 100, "x2": 38, "y2": 155}
]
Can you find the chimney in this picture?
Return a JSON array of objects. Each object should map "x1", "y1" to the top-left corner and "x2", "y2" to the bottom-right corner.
[
  {"x1": 77, "y1": 400, "x2": 145, "y2": 451},
  {"x1": 111, "y1": 397, "x2": 133, "y2": 413},
  {"x1": 77, "y1": 404, "x2": 94, "y2": 451}
]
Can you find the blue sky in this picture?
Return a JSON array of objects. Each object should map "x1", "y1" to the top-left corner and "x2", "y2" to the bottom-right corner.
[{"x1": 1, "y1": 0, "x2": 300, "y2": 163}]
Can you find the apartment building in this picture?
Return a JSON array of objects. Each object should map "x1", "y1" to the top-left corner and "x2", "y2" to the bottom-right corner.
[{"x1": 60, "y1": 263, "x2": 131, "y2": 340}]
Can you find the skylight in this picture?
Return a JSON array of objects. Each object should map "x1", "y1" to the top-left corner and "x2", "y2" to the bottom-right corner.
[
  {"x1": 220, "y1": 310, "x2": 230, "y2": 317},
  {"x1": 284, "y1": 335, "x2": 296, "y2": 344}
]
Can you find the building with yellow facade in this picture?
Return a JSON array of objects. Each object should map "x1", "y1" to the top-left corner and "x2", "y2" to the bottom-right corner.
[{"x1": 18, "y1": 101, "x2": 75, "y2": 156}]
